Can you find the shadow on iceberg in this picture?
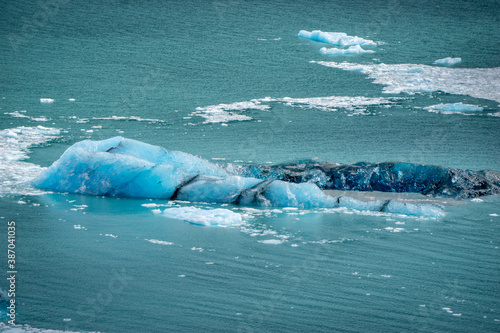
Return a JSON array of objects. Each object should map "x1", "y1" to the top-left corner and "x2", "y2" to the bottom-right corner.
[{"x1": 32, "y1": 137, "x2": 499, "y2": 218}]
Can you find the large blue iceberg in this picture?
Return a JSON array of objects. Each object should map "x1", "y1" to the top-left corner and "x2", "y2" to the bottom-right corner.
[
  {"x1": 33, "y1": 137, "x2": 498, "y2": 217},
  {"x1": 33, "y1": 137, "x2": 336, "y2": 209}
]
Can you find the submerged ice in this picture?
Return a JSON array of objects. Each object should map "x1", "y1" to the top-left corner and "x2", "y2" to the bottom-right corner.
[{"x1": 32, "y1": 137, "x2": 454, "y2": 217}]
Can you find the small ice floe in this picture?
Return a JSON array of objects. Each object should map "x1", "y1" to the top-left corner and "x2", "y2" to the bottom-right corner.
[
  {"x1": 146, "y1": 239, "x2": 174, "y2": 246},
  {"x1": 320, "y1": 45, "x2": 375, "y2": 55},
  {"x1": 163, "y1": 207, "x2": 244, "y2": 226},
  {"x1": 298, "y1": 30, "x2": 377, "y2": 47},
  {"x1": 425, "y1": 103, "x2": 484, "y2": 114},
  {"x1": 258, "y1": 239, "x2": 284, "y2": 245},
  {"x1": 434, "y1": 57, "x2": 462, "y2": 66}
]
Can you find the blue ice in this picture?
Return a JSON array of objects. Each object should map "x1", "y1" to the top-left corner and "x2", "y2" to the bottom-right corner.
[
  {"x1": 33, "y1": 137, "x2": 444, "y2": 217},
  {"x1": 298, "y1": 30, "x2": 377, "y2": 47}
]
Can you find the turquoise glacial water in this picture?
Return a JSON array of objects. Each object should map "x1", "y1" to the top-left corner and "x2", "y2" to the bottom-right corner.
[{"x1": 0, "y1": 0, "x2": 499, "y2": 332}]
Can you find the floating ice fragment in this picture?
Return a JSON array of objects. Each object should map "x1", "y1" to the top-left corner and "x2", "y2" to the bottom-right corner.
[
  {"x1": 320, "y1": 45, "x2": 375, "y2": 55},
  {"x1": 191, "y1": 100, "x2": 268, "y2": 124},
  {"x1": 258, "y1": 239, "x2": 284, "y2": 245},
  {"x1": 164, "y1": 207, "x2": 244, "y2": 226},
  {"x1": 434, "y1": 57, "x2": 462, "y2": 66},
  {"x1": 298, "y1": 30, "x2": 377, "y2": 47},
  {"x1": 93, "y1": 115, "x2": 166, "y2": 123},
  {"x1": 312, "y1": 61, "x2": 500, "y2": 103},
  {"x1": 192, "y1": 95, "x2": 395, "y2": 123},
  {"x1": 146, "y1": 239, "x2": 174, "y2": 245},
  {"x1": 425, "y1": 103, "x2": 484, "y2": 114}
]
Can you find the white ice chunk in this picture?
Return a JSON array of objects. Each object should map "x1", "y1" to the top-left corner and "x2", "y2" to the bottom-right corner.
[
  {"x1": 192, "y1": 95, "x2": 394, "y2": 122},
  {"x1": 92, "y1": 115, "x2": 166, "y2": 123},
  {"x1": 298, "y1": 30, "x2": 377, "y2": 47},
  {"x1": 258, "y1": 239, "x2": 284, "y2": 245},
  {"x1": 320, "y1": 45, "x2": 375, "y2": 55},
  {"x1": 434, "y1": 57, "x2": 462, "y2": 66},
  {"x1": 280, "y1": 96, "x2": 393, "y2": 112},
  {"x1": 191, "y1": 100, "x2": 269, "y2": 124},
  {"x1": 425, "y1": 103, "x2": 484, "y2": 114},
  {"x1": 146, "y1": 239, "x2": 174, "y2": 245},
  {"x1": 162, "y1": 207, "x2": 244, "y2": 226}
]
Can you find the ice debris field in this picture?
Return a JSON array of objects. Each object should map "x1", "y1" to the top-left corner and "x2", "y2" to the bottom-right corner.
[{"x1": 32, "y1": 137, "x2": 500, "y2": 219}]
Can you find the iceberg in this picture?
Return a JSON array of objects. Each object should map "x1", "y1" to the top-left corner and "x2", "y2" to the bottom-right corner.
[
  {"x1": 33, "y1": 137, "x2": 448, "y2": 217},
  {"x1": 434, "y1": 57, "x2": 462, "y2": 66},
  {"x1": 298, "y1": 30, "x2": 376, "y2": 47},
  {"x1": 320, "y1": 45, "x2": 375, "y2": 55}
]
